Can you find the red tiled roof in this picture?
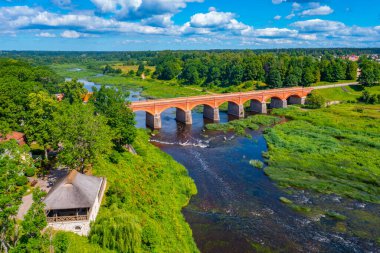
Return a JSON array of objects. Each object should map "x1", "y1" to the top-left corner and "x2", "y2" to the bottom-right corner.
[{"x1": 0, "y1": 131, "x2": 26, "y2": 145}]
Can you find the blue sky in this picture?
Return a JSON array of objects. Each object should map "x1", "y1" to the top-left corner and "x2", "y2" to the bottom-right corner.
[{"x1": 0, "y1": 0, "x2": 379, "y2": 50}]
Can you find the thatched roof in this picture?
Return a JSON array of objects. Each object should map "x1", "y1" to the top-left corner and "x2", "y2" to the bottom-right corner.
[{"x1": 44, "y1": 170, "x2": 103, "y2": 210}]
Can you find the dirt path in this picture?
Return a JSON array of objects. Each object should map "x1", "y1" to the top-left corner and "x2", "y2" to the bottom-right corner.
[{"x1": 17, "y1": 193, "x2": 33, "y2": 220}]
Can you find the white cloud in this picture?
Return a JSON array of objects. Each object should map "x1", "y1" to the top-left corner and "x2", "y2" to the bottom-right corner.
[
  {"x1": 208, "y1": 7, "x2": 216, "y2": 12},
  {"x1": 292, "y1": 2, "x2": 301, "y2": 10},
  {"x1": 301, "y1": 5, "x2": 333, "y2": 16},
  {"x1": 274, "y1": 15, "x2": 281, "y2": 20},
  {"x1": 190, "y1": 10, "x2": 235, "y2": 28},
  {"x1": 272, "y1": 0, "x2": 285, "y2": 4},
  {"x1": 90, "y1": 0, "x2": 203, "y2": 20},
  {"x1": 291, "y1": 19, "x2": 345, "y2": 32},
  {"x1": 286, "y1": 13, "x2": 295, "y2": 19},
  {"x1": 297, "y1": 33, "x2": 317, "y2": 40},
  {"x1": 36, "y1": 32, "x2": 56, "y2": 37},
  {"x1": 254, "y1": 28, "x2": 298, "y2": 38},
  {"x1": 61, "y1": 30, "x2": 81, "y2": 38}
]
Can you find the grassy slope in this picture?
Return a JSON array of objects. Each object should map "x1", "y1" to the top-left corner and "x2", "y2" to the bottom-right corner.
[
  {"x1": 265, "y1": 104, "x2": 380, "y2": 203},
  {"x1": 59, "y1": 130, "x2": 198, "y2": 252},
  {"x1": 312, "y1": 85, "x2": 380, "y2": 102},
  {"x1": 98, "y1": 130, "x2": 197, "y2": 252}
]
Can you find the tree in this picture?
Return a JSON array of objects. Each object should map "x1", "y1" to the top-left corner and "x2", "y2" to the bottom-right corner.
[
  {"x1": 136, "y1": 63, "x2": 145, "y2": 77},
  {"x1": 346, "y1": 61, "x2": 358, "y2": 80},
  {"x1": 267, "y1": 67, "x2": 283, "y2": 88},
  {"x1": 180, "y1": 64, "x2": 200, "y2": 85},
  {"x1": 24, "y1": 91, "x2": 58, "y2": 160},
  {"x1": 359, "y1": 60, "x2": 380, "y2": 86},
  {"x1": 92, "y1": 86, "x2": 137, "y2": 149},
  {"x1": 302, "y1": 67, "x2": 316, "y2": 86},
  {"x1": 155, "y1": 59, "x2": 182, "y2": 80},
  {"x1": 52, "y1": 102, "x2": 113, "y2": 172},
  {"x1": 0, "y1": 141, "x2": 32, "y2": 253},
  {"x1": 12, "y1": 189, "x2": 48, "y2": 253},
  {"x1": 243, "y1": 56, "x2": 264, "y2": 82},
  {"x1": 305, "y1": 93, "x2": 326, "y2": 108},
  {"x1": 58, "y1": 79, "x2": 87, "y2": 104},
  {"x1": 90, "y1": 207, "x2": 142, "y2": 253}
]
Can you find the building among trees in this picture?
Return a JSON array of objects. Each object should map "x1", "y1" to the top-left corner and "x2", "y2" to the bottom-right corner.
[
  {"x1": 44, "y1": 170, "x2": 106, "y2": 236},
  {"x1": 0, "y1": 131, "x2": 26, "y2": 145}
]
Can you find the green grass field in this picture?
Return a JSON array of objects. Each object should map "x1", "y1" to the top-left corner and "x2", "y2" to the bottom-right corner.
[{"x1": 265, "y1": 104, "x2": 380, "y2": 203}]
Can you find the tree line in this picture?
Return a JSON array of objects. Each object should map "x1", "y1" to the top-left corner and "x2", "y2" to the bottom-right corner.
[{"x1": 152, "y1": 51, "x2": 360, "y2": 88}]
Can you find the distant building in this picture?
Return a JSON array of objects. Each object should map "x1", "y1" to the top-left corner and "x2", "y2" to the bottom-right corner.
[
  {"x1": 44, "y1": 170, "x2": 106, "y2": 236},
  {"x1": 342, "y1": 55, "x2": 359, "y2": 62},
  {"x1": 0, "y1": 131, "x2": 26, "y2": 145},
  {"x1": 55, "y1": 93, "x2": 64, "y2": 101},
  {"x1": 54, "y1": 92, "x2": 93, "y2": 103}
]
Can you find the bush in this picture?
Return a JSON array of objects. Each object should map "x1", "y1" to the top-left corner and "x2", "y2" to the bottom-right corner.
[
  {"x1": 305, "y1": 93, "x2": 326, "y2": 108},
  {"x1": 25, "y1": 168, "x2": 35, "y2": 177},
  {"x1": 249, "y1": 159, "x2": 264, "y2": 169},
  {"x1": 90, "y1": 208, "x2": 142, "y2": 253},
  {"x1": 53, "y1": 232, "x2": 69, "y2": 253},
  {"x1": 359, "y1": 90, "x2": 380, "y2": 104},
  {"x1": 16, "y1": 176, "x2": 28, "y2": 186}
]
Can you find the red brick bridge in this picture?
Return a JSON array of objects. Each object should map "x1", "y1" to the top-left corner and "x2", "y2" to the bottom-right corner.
[{"x1": 130, "y1": 87, "x2": 314, "y2": 129}]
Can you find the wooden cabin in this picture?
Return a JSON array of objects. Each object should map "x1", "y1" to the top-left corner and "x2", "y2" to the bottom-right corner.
[{"x1": 44, "y1": 170, "x2": 106, "y2": 236}]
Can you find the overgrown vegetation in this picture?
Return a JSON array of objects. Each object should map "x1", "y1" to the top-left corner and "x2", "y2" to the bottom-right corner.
[
  {"x1": 89, "y1": 130, "x2": 198, "y2": 253},
  {"x1": 265, "y1": 105, "x2": 380, "y2": 203},
  {"x1": 206, "y1": 115, "x2": 281, "y2": 136}
]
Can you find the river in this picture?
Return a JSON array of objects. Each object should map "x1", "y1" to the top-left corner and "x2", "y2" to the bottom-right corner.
[{"x1": 81, "y1": 78, "x2": 380, "y2": 253}]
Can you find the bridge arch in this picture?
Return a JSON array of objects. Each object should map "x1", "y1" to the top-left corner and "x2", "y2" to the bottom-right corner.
[
  {"x1": 217, "y1": 100, "x2": 244, "y2": 118},
  {"x1": 264, "y1": 96, "x2": 288, "y2": 109},
  {"x1": 286, "y1": 93, "x2": 306, "y2": 105}
]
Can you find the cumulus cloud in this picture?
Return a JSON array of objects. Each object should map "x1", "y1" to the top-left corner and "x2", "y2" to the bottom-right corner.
[
  {"x1": 272, "y1": 0, "x2": 285, "y2": 4},
  {"x1": 90, "y1": 0, "x2": 203, "y2": 20},
  {"x1": 274, "y1": 15, "x2": 281, "y2": 20},
  {"x1": 0, "y1": 6, "x2": 170, "y2": 36},
  {"x1": 190, "y1": 10, "x2": 235, "y2": 28},
  {"x1": 301, "y1": 5, "x2": 333, "y2": 16},
  {"x1": 291, "y1": 19, "x2": 345, "y2": 32},
  {"x1": 253, "y1": 28, "x2": 298, "y2": 38}
]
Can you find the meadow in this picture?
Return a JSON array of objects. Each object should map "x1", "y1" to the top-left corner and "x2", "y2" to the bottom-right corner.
[{"x1": 265, "y1": 104, "x2": 380, "y2": 203}]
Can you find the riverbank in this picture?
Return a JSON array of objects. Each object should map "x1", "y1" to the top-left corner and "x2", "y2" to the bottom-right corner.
[{"x1": 61, "y1": 130, "x2": 199, "y2": 252}]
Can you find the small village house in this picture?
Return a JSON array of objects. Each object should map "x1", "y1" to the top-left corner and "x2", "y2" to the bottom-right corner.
[{"x1": 43, "y1": 170, "x2": 106, "y2": 236}]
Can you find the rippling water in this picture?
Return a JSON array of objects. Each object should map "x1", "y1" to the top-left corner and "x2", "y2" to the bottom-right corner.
[
  {"x1": 135, "y1": 107, "x2": 380, "y2": 253},
  {"x1": 84, "y1": 79, "x2": 380, "y2": 252}
]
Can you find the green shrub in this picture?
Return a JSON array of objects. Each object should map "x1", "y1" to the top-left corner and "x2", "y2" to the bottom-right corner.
[
  {"x1": 16, "y1": 176, "x2": 28, "y2": 186},
  {"x1": 90, "y1": 208, "x2": 142, "y2": 253},
  {"x1": 359, "y1": 90, "x2": 380, "y2": 104},
  {"x1": 25, "y1": 168, "x2": 35, "y2": 177},
  {"x1": 53, "y1": 232, "x2": 69, "y2": 253},
  {"x1": 279, "y1": 197, "x2": 293, "y2": 204},
  {"x1": 249, "y1": 160, "x2": 264, "y2": 169},
  {"x1": 305, "y1": 93, "x2": 326, "y2": 108},
  {"x1": 326, "y1": 211, "x2": 347, "y2": 221}
]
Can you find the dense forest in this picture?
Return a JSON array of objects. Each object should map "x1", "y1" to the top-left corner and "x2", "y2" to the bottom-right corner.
[
  {"x1": 2, "y1": 48, "x2": 380, "y2": 65},
  {"x1": 152, "y1": 51, "x2": 360, "y2": 88}
]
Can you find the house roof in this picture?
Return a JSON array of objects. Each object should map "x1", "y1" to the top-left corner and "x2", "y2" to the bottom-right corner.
[
  {"x1": 44, "y1": 170, "x2": 103, "y2": 210},
  {"x1": 0, "y1": 131, "x2": 26, "y2": 145}
]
